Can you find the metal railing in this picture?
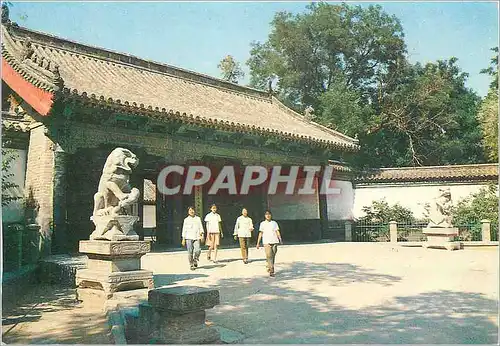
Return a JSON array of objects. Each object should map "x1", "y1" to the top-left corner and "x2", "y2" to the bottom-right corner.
[
  {"x1": 2, "y1": 222, "x2": 41, "y2": 272},
  {"x1": 350, "y1": 219, "x2": 495, "y2": 243},
  {"x1": 352, "y1": 220, "x2": 390, "y2": 242}
]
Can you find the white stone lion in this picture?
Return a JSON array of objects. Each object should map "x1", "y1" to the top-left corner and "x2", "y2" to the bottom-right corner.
[
  {"x1": 92, "y1": 147, "x2": 140, "y2": 218},
  {"x1": 424, "y1": 188, "x2": 454, "y2": 228}
]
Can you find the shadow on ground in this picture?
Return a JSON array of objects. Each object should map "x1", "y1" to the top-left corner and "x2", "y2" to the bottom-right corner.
[
  {"x1": 2, "y1": 258, "x2": 497, "y2": 344},
  {"x1": 205, "y1": 261, "x2": 498, "y2": 344},
  {"x1": 1, "y1": 284, "x2": 109, "y2": 344}
]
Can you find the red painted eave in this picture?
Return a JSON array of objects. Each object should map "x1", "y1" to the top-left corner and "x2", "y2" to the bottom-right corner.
[{"x1": 1, "y1": 57, "x2": 54, "y2": 116}]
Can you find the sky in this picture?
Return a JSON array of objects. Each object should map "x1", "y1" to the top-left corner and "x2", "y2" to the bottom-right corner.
[{"x1": 7, "y1": 1, "x2": 499, "y2": 97}]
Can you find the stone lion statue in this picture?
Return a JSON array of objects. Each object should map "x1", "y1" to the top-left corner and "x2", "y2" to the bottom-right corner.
[
  {"x1": 93, "y1": 148, "x2": 140, "y2": 217},
  {"x1": 90, "y1": 148, "x2": 140, "y2": 241},
  {"x1": 423, "y1": 188, "x2": 454, "y2": 228}
]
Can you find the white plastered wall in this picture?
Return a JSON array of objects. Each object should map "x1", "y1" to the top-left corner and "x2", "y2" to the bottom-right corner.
[{"x1": 352, "y1": 182, "x2": 498, "y2": 219}]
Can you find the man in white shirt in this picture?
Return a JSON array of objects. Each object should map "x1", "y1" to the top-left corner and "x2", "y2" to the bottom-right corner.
[
  {"x1": 181, "y1": 206, "x2": 205, "y2": 270},
  {"x1": 233, "y1": 207, "x2": 254, "y2": 264},
  {"x1": 256, "y1": 210, "x2": 282, "y2": 277},
  {"x1": 204, "y1": 204, "x2": 223, "y2": 263}
]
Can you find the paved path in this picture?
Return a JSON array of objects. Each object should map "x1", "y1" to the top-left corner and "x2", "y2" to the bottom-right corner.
[
  {"x1": 2, "y1": 243, "x2": 497, "y2": 344},
  {"x1": 143, "y1": 243, "x2": 498, "y2": 344},
  {"x1": 2, "y1": 285, "x2": 109, "y2": 344}
]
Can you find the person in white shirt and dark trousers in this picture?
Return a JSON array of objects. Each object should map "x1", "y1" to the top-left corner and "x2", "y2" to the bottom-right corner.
[
  {"x1": 233, "y1": 208, "x2": 254, "y2": 264},
  {"x1": 205, "y1": 204, "x2": 223, "y2": 263},
  {"x1": 256, "y1": 210, "x2": 282, "y2": 277},
  {"x1": 181, "y1": 206, "x2": 205, "y2": 270}
]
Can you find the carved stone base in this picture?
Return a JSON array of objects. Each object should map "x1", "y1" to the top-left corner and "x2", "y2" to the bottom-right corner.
[
  {"x1": 76, "y1": 269, "x2": 154, "y2": 299},
  {"x1": 422, "y1": 227, "x2": 461, "y2": 251},
  {"x1": 79, "y1": 240, "x2": 150, "y2": 256},
  {"x1": 76, "y1": 240, "x2": 153, "y2": 300},
  {"x1": 76, "y1": 287, "x2": 149, "y2": 312}
]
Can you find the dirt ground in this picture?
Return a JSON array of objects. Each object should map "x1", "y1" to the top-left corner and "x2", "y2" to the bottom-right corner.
[
  {"x1": 2, "y1": 285, "x2": 110, "y2": 344},
  {"x1": 2, "y1": 242, "x2": 498, "y2": 344},
  {"x1": 143, "y1": 242, "x2": 499, "y2": 344}
]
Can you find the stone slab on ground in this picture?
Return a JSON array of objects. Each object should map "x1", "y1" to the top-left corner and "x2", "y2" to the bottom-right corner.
[{"x1": 148, "y1": 286, "x2": 220, "y2": 312}]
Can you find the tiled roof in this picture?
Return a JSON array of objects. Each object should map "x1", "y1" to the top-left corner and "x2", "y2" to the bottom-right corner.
[
  {"x1": 355, "y1": 164, "x2": 499, "y2": 183},
  {"x1": 1, "y1": 111, "x2": 31, "y2": 132},
  {"x1": 1, "y1": 22, "x2": 359, "y2": 152},
  {"x1": 328, "y1": 160, "x2": 352, "y2": 173}
]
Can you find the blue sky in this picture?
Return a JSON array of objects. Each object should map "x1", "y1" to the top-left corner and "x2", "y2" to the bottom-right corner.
[{"x1": 8, "y1": 1, "x2": 499, "y2": 97}]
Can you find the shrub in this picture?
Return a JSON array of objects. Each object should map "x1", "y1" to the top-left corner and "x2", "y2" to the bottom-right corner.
[
  {"x1": 452, "y1": 184, "x2": 499, "y2": 241},
  {"x1": 358, "y1": 199, "x2": 415, "y2": 241}
]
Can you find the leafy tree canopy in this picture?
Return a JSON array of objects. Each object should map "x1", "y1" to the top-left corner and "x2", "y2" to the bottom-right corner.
[
  {"x1": 247, "y1": 2, "x2": 486, "y2": 168},
  {"x1": 478, "y1": 47, "x2": 498, "y2": 162},
  {"x1": 218, "y1": 55, "x2": 245, "y2": 84}
]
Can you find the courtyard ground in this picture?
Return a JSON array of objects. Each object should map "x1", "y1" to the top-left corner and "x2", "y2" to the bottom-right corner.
[
  {"x1": 144, "y1": 242, "x2": 499, "y2": 344},
  {"x1": 2, "y1": 242, "x2": 498, "y2": 344}
]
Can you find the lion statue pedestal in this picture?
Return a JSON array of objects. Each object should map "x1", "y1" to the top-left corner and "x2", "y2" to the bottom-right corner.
[
  {"x1": 90, "y1": 215, "x2": 140, "y2": 241},
  {"x1": 422, "y1": 188, "x2": 461, "y2": 251},
  {"x1": 76, "y1": 148, "x2": 153, "y2": 309}
]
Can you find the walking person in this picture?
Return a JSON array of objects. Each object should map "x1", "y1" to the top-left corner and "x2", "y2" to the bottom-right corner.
[
  {"x1": 233, "y1": 208, "x2": 254, "y2": 264},
  {"x1": 256, "y1": 210, "x2": 282, "y2": 277},
  {"x1": 181, "y1": 206, "x2": 205, "y2": 271},
  {"x1": 205, "y1": 204, "x2": 223, "y2": 263}
]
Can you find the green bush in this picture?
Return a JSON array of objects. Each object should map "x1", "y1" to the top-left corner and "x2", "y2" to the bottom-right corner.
[
  {"x1": 452, "y1": 184, "x2": 499, "y2": 241},
  {"x1": 360, "y1": 199, "x2": 415, "y2": 224},
  {"x1": 358, "y1": 200, "x2": 415, "y2": 241}
]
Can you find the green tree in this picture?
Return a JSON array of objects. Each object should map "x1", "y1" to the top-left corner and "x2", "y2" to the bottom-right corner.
[
  {"x1": 478, "y1": 47, "x2": 498, "y2": 162},
  {"x1": 2, "y1": 145, "x2": 22, "y2": 207},
  {"x1": 369, "y1": 58, "x2": 484, "y2": 167},
  {"x1": 358, "y1": 199, "x2": 415, "y2": 241},
  {"x1": 247, "y1": 2, "x2": 484, "y2": 168},
  {"x1": 247, "y1": 2, "x2": 406, "y2": 110},
  {"x1": 359, "y1": 199, "x2": 415, "y2": 223},
  {"x1": 218, "y1": 55, "x2": 245, "y2": 84},
  {"x1": 452, "y1": 184, "x2": 499, "y2": 241}
]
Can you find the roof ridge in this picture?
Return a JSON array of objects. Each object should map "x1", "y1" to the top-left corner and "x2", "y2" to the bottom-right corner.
[
  {"x1": 5, "y1": 23, "x2": 271, "y2": 100},
  {"x1": 371, "y1": 163, "x2": 499, "y2": 171}
]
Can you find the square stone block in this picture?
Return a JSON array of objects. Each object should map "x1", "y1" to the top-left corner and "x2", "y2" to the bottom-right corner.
[
  {"x1": 148, "y1": 286, "x2": 220, "y2": 313},
  {"x1": 79, "y1": 240, "x2": 150, "y2": 256},
  {"x1": 87, "y1": 258, "x2": 141, "y2": 273}
]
